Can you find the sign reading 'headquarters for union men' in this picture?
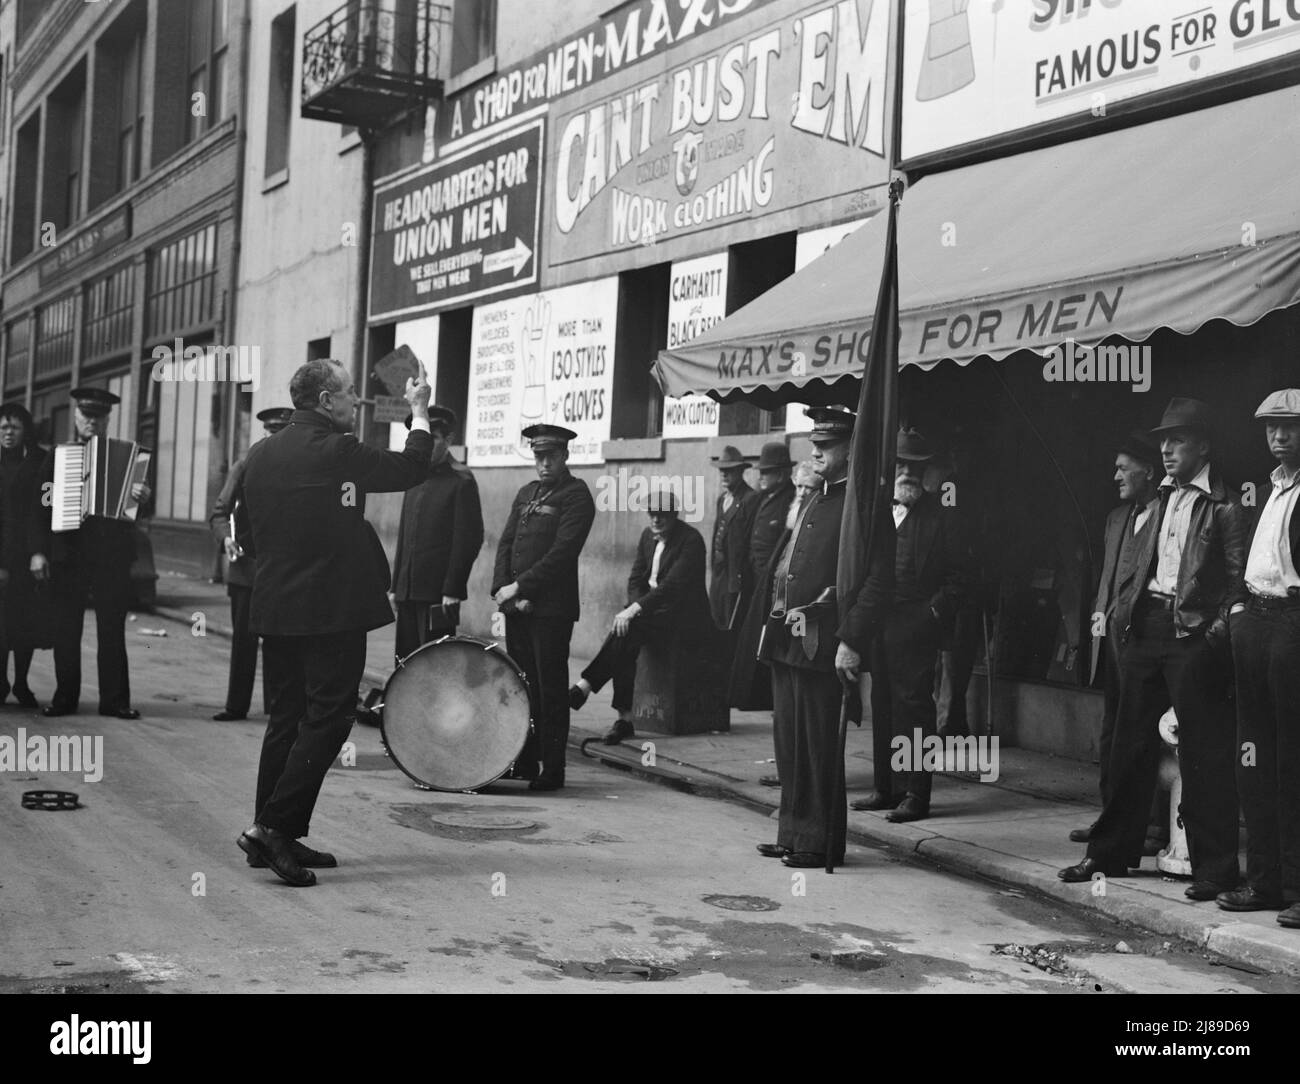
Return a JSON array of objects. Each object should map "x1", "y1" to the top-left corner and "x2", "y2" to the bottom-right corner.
[{"x1": 369, "y1": 119, "x2": 544, "y2": 321}]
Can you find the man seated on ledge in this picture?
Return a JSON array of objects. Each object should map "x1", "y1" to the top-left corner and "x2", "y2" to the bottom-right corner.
[{"x1": 569, "y1": 488, "x2": 709, "y2": 745}]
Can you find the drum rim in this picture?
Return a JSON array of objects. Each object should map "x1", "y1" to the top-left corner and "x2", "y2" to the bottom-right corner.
[{"x1": 380, "y1": 635, "x2": 532, "y2": 793}]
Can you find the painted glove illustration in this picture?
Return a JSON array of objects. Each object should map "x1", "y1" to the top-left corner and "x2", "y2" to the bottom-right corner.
[
  {"x1": 916, "y1": 0, "x2": 975, "y2": 102},
  {"x1": 518, "y1": 295, "x2": 551, "y2": 451}
]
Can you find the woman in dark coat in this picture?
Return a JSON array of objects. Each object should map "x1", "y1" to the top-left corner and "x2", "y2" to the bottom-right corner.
[{"x1": 0, "y1": 403, "x2": 49, "y2": 707}]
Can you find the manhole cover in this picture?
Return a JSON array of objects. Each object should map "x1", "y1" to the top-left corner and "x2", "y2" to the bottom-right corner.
[
  {"x1": 702, "y1": 894, "x2": 780, "y2": 912},
  {"x1": 429, "y1": 813, "x2": 538, "y2": 831}
]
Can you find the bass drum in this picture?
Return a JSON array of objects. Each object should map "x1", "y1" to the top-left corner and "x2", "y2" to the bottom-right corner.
[{"x1": 381, "y1": 636, "x2": 532, "y2": 792}]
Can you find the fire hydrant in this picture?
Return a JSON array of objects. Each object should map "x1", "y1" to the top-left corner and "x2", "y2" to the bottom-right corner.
[{"x1": 1156, "y1": 707, "x2": 1192, "y2": 877}]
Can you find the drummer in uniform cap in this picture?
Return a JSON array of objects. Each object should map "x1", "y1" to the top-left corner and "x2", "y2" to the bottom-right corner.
[
  {"x1": 391, "y1": 405, "x2": 484, "y2": 659},
  {"x1": 208, "y1": 406, "x2": 294, "y2": 721},
  {"x1": 33, "y1": 387, "x2": 151, "y2": 718},
  {"x1": 756, "y1": 406, "x2": 889, "y2": 867},
  {"x1": 492, "y1": 423, "x2": 595, "y2": 790}
]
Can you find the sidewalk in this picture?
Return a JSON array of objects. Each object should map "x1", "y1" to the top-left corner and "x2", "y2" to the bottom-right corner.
[{"x1": 155, "y1": 571, "x2": 1300, "y2": 979}]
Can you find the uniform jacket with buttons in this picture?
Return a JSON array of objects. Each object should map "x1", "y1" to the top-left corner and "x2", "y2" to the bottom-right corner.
[
  {"x1": 492, "y1": 471, "x2": 595, "y2": 621},
  {"x1": 236, "y1": 410, "x2": 432, "y2": 636},
  {"x1": 757, "y1": 479, "x2": 855, "y2": 671},
  {"x1": 392, "y1": 455, "x2": 484, "y2": 602}
]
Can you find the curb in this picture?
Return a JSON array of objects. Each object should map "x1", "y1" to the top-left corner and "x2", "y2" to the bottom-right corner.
[{"x1": 575, "y1": 729, "x2": 1300, "y2": 978}]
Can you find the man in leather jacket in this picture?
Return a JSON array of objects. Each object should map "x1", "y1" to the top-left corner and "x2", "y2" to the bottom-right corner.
[{"x1": 1061, "y1": 398, "x2": 1246, "y2": 897}]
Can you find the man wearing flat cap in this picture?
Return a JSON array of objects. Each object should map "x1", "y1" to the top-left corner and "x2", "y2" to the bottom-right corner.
[
  {"x1": 33, "y1": 387, "x2": 152, "y2": 719},
  {"x1": 1062, "y1": 397, "x2": 1245, "y2": 898},
  {"x1": 755, "y1": 406, "x2": 889, "y2": 867},
  {"x1": 392, "y1": 406, "x2": 483, "y2": 661},
  {"x1": 1221, "y1": 389, "x2": 1300, "y2": 927},
  {"x1": 208, "y1": 406, "x2": 294, "y2": 721},
  {"x1": 850, "y1": 428, "x2": 973, "y2": 824},
  {"x1": 730, "y1": 442, "x2": 798, "y2": 711},
  {"x1": 708, "y1": 445, "x2": 760, "y2": 633},
  {"x1": 1069, "y1": 432, "x2": 1163, "y2": 848},
  {"x1": 492, "y1": 423, "x2": 595, "y2": 790},
  {"x1": 568, "y1": 487, "x2": 708, "y2": 744}
]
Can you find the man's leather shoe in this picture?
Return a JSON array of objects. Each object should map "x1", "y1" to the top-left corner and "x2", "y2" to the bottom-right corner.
[
  {"x1": 759, "y1": 775, "x2": 780, "y2": 787},
  {"x1": 1277, "y1": 903, "x2": 1300, "y2": 928},
  {"x1": 528, "y1": 775, "x2": 564, "y2": 792},
  {"x1": 782, "y1": 851, "x2": 830, "y2": 868},
  {"x1": 213, "y1": 710, "x2": 246, "y2": 721},
  {"x1": 100, "y1": 707, "x2": 141, "y2": 719},
  {"x1": 602, "y1": 718, "x2": 634, "y2": 745},
  {"x1": 247, "y1": 840, "x2": 337, "y2": 869},
  {"x1": 1216, "y1": 887, "x2": 1283, "y2": 911},
  {"x1": 238, "y1": 824, "x2": 316, "y2": 887},
  {"x1": 507, "y1": 761, "x2": 538, "y2": 782},
  {"x1": 1058, "y1": 857, "x2": 1129, "y2": 883},
  {"x1": 850, "y1": 791, "x2": 903, "y2": 811},
  {"x1": 568, "y1": 685, "x2": 589, "y2": 710},
  {"x1": 1068, "y1": 822, "x2": 1097, "y2": 843},
  {"x1": 756, "y1": 843, "x2": 790, "y2": 858},
  {"x1": 42, "y1": 704, "x2": 76, "y2": 717},
  {"x1": 887, "y1": 797, "x2": 930, "y2": 823},
  {"x1": 1185, "y1": 881, "x2": 1234, "y2": 902},
  {"x1": 13, "y1": 687, "x2": 38, "y2": 709}
]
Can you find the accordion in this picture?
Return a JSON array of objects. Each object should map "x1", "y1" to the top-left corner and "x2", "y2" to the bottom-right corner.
[{"x1": 51, "y1": 436, "x2": 153, "y2": 533}]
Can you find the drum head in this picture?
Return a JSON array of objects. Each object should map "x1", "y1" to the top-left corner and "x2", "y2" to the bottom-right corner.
[{"x1": 381, "y1": 637, "x2": 531, "y2": 792}]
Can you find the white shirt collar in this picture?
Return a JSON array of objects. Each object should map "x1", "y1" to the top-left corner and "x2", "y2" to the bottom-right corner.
[
  {"x1": 1270, "y1": 463, "x2": 1300, "y2": 491},
  {"x1": 1160, "y1": 461, "x2": 1212, "y2": 495}
]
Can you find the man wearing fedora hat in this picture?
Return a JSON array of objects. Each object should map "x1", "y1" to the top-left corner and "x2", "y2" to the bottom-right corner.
[
  {"x1": 208, "y1": 406, "x2": 294, "y2": 721},
  {"x1": 33, "y1": 387, "x2": 152, "y2": 719},
  {"x1": 391, "y1": 406, "x2": 483, "y2": 661},
  {"x1": 850, "y1": 428, "x2": 973, "y2": 824},
  {"x1": 728, "y1": 442, "x2": 798, "y2": 712},
  {"x1": 568, "y1": 487, "x2": 709, "y2": 744},
  {"x1": 492, "y1": 423, "x2": 596, "y2": 790},
  {"x1": 1061, "y1": 397, "x2": 1245, "y2": 895},
  {"x1": 708, "y1": 445, "x2": 760, "y2": 633},
  {"x1": 1069, "y1": 432, "x2": 1163, "y2": 847},
  {"x1": 1219, "y1": 389, "x2": 1300, "y2": 926}
]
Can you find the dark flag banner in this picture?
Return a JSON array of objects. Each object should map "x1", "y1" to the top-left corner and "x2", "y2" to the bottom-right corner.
[{"x1": 837, "y1": 179, "x2": 902, "y2": 620}]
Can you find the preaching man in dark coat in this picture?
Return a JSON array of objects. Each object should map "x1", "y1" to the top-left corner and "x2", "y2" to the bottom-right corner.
[
  {"x1": 391, "y1": 405, "x2": 484, "y2": 660},
  {"x1": 755, "y1": 407, "x2": 890, "y2": 868},
  {"x1": 208, "y1": 406, "x2": 293, "y2": 721},
  {"x1": 234, "y1": 359, "x2": 433, "y2": 887},
  {"x1": 708, "y1": 445, "x2": 759, "y2": 631},
  {"x1": 492, "y1": 424, "x2": 596, "y2": 791},
  {"x1": 568, "y1": 488, "x2": 709, "y2": 744}
]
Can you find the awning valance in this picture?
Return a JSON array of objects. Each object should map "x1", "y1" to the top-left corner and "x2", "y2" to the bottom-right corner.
[{"x1": 655, "y1": 86, "x2": 1300, "y2": 406}]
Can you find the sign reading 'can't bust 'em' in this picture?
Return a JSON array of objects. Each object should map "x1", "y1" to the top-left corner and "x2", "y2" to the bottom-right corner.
[{"x1": 369, "y1": 119, "x2": 544, "y2": 321}]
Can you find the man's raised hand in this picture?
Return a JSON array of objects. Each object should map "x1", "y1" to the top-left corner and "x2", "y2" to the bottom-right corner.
[{"x1": 405, "y1": 373, "x2": 432, "y2": 417}]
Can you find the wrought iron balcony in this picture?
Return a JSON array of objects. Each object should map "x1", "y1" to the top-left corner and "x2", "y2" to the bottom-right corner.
[{"x1": 301, "y1": 0, "x2": 449, "y2": 126}]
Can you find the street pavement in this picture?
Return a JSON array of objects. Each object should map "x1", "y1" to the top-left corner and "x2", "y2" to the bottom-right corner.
[{"x1": 0, "y1": 573, "x2": 1295, "y2": 993}]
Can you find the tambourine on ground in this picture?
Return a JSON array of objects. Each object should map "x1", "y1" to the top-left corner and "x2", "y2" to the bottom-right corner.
[{"x1": 379, "y1": 636, "x2": 532, "y2": 793}]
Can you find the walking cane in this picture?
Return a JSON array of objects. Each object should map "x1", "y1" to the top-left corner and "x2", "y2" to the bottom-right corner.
[{"x1": 825, "y1": 687, "x2": 851, "y2": 874}]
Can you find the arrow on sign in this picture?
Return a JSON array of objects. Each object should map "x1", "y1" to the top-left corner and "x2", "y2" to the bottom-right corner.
[{"x1": 483, "y1": 237, "x2": 533, "y2": 277}]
